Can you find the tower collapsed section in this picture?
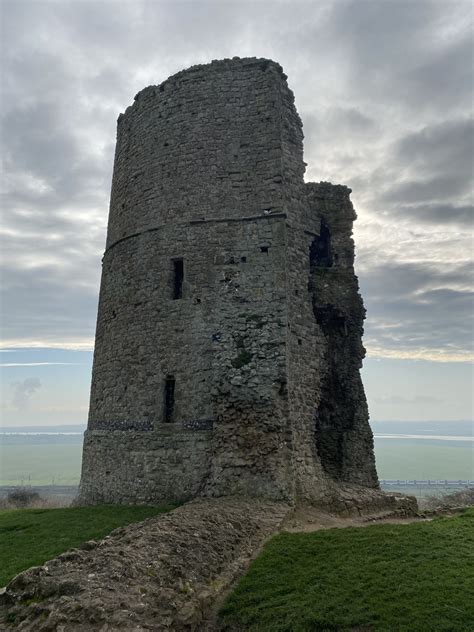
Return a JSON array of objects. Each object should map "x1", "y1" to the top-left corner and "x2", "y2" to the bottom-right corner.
[{"x1": 78, "y1": 58, "x2": 380, "y2": 507}]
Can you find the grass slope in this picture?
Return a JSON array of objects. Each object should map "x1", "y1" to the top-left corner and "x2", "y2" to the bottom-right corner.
[
  {"x1": 0, "y1": 505, "x2": 174, "y2": 587},
  {"x1": 220, "y1": 510, "x2": 474, "y2": 632}
]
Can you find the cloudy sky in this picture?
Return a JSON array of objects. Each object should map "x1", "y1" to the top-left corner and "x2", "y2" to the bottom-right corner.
[{"x1": 1, "y1": 0, "x2": 472, "y2": 426}]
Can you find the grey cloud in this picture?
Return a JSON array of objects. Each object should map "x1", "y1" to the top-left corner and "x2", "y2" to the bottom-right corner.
[
  {"x1": 5, "y1": 51, "x2": 71, "y2": 101},
  {"x1": 325, "y1": 0, "x2": 472, "y2": 112},
  {"x1": 330, "y1": 108, "x2": 375, "y2": 133},
  {"x1": 383, "y1": 174, "x2": 471, "y2": 204},
  {"x1": 361, "y1": 262, "x2": 473, "y2": 355},
  {"x1": 394, "y1": 204, "x2": 473, "y2": 225},
  {"x1": 10, "y1": 377, "x2": 42, "y2": 411},
  {"x1": 395, "y1": 119, "x2": 473, "y2": 176},
  {"x1": 303, "y1": 107, "x2": 377, "y2": 141},
  {"x1": 327, "y1": 0, "x2": 438, "y2": 66},
  {"x1": 4, "y1": 103, "x2": 80, "y2": 181},
  {"x1": 361, "y1": 261, "x2": 473, "y2": 302},
  {"x1": 378, "y1": 118, "x2": 473, "y2": 213},
  {"x1": 2, "y1": 101, "x2": 112, "y2": 207},
  {"x1": 404, "y1": 33, "x2": 473, "y2": 111},
  {"x1": 1, "y1": 0, "x2": 472, "y2": 361},
  {"x1": 374, "y1": 394, "x2": 441, "y2": 405},
  {"x1": 87, "y1": 67, "x2": 132, "y2": 105},
  {"x1": 1, "y1": 263, "x2": 100, "y2": 346},
  {"x1": 419, "y1": 287, "x2": 474, "y2": 304}
]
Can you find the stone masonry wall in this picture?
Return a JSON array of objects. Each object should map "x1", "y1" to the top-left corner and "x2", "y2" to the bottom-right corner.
[
  {"x1": 107, "y1": 58, "x2": 288, "y2": 247},
  {"x1": 79, "y1": 429, "x2": 212, "y2": 505},
  {"x1": 78, "y1": 57, "x2": 380, "y2": 506},
  {"x1": 306, "y1": 183, "x2": 378, "y2": 489},
  {"x1": 79, "y1": 59, "x2": 296, "y2": 504}
]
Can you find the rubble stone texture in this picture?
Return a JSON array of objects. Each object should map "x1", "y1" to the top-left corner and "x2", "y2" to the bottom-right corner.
[
  {"x1": 78, "y1": 57, "x2": 380, "y2": 507},
  {"x1": 0, "y1": 499, "x2": 290, "y2": 631},
  {"x1": 0, "y1": 496, "x2": 418, "y2": 631}
]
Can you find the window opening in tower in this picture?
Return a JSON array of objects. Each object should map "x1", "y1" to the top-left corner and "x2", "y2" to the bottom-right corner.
[
  {"x1": 173, "y1": 259, "x2": 184, "y2": 299},
  {"x1": 164, "y1": 376, "x2": 175, "y2": 422},
  {"x1": 310, "y1": 221, "x2": 333, "y2": 268}
]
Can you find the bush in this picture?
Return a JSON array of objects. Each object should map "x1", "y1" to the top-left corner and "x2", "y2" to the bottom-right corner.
[
  {"x1": 6, "y1": 488, "x2": 41, "y2": 508},
  {"x1": 422, "y1": 487, "x2": 474, "y2": 511}
]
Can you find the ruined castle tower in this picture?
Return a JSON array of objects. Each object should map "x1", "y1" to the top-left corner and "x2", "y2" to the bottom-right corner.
[{"x1": 78, "y1": 58, "x2": 379, "y2": 506}]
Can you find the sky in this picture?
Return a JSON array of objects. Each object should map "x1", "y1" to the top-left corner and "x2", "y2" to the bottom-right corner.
[{"x1": 0, "y1": 0, "x2": 473, "y2": 427}]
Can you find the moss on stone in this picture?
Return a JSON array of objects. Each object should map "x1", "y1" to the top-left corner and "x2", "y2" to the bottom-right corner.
[{"x1": 231, "y1": 350, "x2": 253, "y2": 369}]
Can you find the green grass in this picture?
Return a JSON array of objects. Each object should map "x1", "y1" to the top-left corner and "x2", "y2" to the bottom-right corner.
[
  {"x1": 374, "y1": 440, "x2": 474, "y2": 480},
  {"x1": 0, "y1": 443, "x2": 82, "y2": 485},
  {"x1": 220, "y1": 510, "x2": 474, "y2": 632},
  {"x1": 0, "y1": 504, "x2": 174, "y2": 587}
]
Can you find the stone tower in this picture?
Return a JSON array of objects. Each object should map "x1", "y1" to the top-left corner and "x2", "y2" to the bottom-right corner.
[{"x1": 78, "y1": 57, "x2": 379, "y2": 507}]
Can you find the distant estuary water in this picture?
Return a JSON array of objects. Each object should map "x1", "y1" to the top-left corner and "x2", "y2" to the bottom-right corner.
[{"x1": 0, "y1": 421, "x2": 472, "y2": 487}]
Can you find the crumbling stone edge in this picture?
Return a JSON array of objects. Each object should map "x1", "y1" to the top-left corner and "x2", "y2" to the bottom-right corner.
[{"x1": 0, "y1": 494, "x2": 418, "y2": 631}]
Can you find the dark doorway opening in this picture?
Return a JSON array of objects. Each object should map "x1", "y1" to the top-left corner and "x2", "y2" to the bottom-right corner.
[
  {"x1": 164, "y1": 376, "x2": 175, "y2": 422},
  {"x1": 173, "y1": 259, "x2": 184, "y2": 299},
  {"x1": 309, "y1": 221, "x2": 333, "y2": 268}
]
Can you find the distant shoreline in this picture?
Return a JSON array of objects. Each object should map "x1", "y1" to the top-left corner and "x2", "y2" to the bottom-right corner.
[
  {"x1": 1, "y1": 431, "x2": 473, "y2": 444},
  {"x1": 2, "y1": 420, "x2": 472, "y2": 434}
]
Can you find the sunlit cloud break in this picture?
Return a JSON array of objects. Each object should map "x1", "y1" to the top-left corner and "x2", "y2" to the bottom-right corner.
[
  {"x1": 1, "y1": 343, "x2": 472, "y2": 364},
  {"x1": 366, "y1": 346, "x2": 474, "y2": 364},
  {"x1": 0, "y1": 362, "x2": 80, "y2": 367},
  {"x1": 0, "y1": 341, "x2": 95, "y2": 351}
]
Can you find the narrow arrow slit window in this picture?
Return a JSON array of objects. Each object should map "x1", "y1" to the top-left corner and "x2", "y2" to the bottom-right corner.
[
  {"x1": 173, "y1": 258, "x2": 184, "y2": 299},
  {"x1": 164, "y1": 376, "x2": 175, "y2": 422}
]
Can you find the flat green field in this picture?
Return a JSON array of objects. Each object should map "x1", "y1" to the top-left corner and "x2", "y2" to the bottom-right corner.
[
  {"x1": 374, "y1": 440, "x2": 473, "y2": 480},
  {"x1": 0, "y1": 505, "x2": 174, "y2": 587},
  {"x1": 220, "y1": 510, "x2": 474, "y2": 631},
  {"x1": 0, "y1": 444, "x2": 82, "y2": 485},
  {"x1": 1, "y1": 439, "x2": 472, "y2": 485}
]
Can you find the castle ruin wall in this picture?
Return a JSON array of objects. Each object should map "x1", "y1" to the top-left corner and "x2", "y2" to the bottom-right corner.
[{"x1": 78, "y1": 58, "x2": 378, "y2": 506}]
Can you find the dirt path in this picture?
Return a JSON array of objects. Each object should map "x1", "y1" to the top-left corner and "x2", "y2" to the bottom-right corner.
[{"x1": 282, "y1": 504, "x2": 432, "y2": 533}]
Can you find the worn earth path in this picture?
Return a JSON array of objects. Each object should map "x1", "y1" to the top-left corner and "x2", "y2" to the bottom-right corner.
[
  {"x1": 0, "y1": 498, "x2": 290, "y2": 631},
  {"x1": 0, "y1": 495, "x2": 423, "y2": 632}
]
